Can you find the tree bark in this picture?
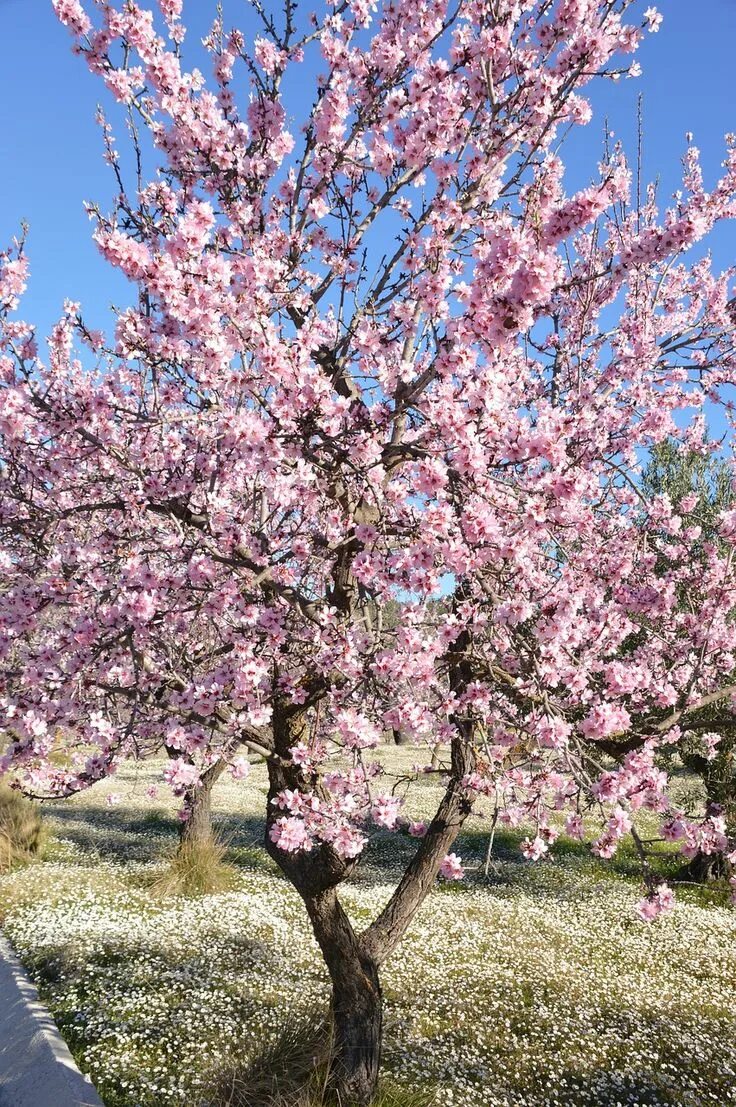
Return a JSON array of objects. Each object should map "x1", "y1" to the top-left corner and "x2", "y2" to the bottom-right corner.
[
  {"x1": 678, "y1": 849, "x2": 731, "y2": 883},
  {"x1": 178, "y1": 758, "x2": 227, "y2": 850},
  {"x1": 679, "y1": 740, "x2": 735, "y2": 883},
  {"x1": 265, "y1": 703, "x2": 382, "y2": 1104},
  {"x1": 329, "y1": 953, "x2": 382, "y2": 1106},
  {"x1": 304, "y1": 889, "x2": 382, "y2": 1107},
  {"x1": 263, "y1": 637, "x2": 477, "y2": 1106}
]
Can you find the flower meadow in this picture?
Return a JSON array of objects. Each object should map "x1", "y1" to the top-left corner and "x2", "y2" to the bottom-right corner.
[{"x1": 0, "y1": 755, "x2": 734, "y2": 1107}]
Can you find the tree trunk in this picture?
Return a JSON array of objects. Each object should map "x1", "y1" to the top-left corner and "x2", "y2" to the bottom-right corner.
[
  {"x1": 178, "y1": 758, "x2": 226, "y2": 850},
  {"x1": 330, "y1": 951, "x2": 382, "y2": 1106},
  {"x1": 264, "y1": 702, "x2": 380, "y2": 1102},
  {"x1": 678, "y1": 742, "x2": 735, "y2": 884},
  {"x1": 303, "y1": 889, "x2": 382, "y2": 1107},
  {"x1": 263, "y1": 686, "x2": 476, "y2": 1107},
  {"x1": 678, "y1": 849, "x2": 731, "y2": 883}
]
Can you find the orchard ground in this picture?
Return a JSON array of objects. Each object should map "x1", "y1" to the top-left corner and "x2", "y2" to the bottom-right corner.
[{"x1": 0, "y1": 750, "x2": 734, "y2": 1107}]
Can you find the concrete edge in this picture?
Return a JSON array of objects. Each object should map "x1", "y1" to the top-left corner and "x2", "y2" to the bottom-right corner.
[{"x1": 0, "y1": 933, "x2": 105, "y2": 1107}]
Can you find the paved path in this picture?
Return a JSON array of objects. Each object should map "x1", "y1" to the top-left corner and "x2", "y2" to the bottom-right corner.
[{"x1": 0, "y1": 935, "x2": 104, "y2": 1107}]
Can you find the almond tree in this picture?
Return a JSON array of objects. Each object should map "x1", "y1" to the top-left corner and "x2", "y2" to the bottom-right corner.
[
  {"x1": 2, "y1": 2, "x2": 736, "y2": 1103},
  {"x1": 635, "y1": 440, "x2": 736, "y2": 881}
]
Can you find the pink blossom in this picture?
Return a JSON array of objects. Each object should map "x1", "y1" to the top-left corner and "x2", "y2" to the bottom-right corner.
[
  {"x1": 331, "y1": 825, "x2": 367, "y2": 859},
  {"x1": 52, "y1": 0, "x2": 91, "y2": 36},
  {"x1": 643, "y1": 7, "x2": 663, "y2": 32},
  {"x1": 521, "y1": 836, "x2": 549, "y2": 862},
  {"x1": 580, "y1": 702, "x2": 632, "y2": 741},
  {"x1": 636, "y1": 883, "x2": 675, "y2": 922},
  {"x1": 564, "y1": 814, "x2": 585, "y2": 840},
  {"x1": 269, "y1": 816, "x2": 312, "y2": 853},
  {"x1": 439, "y1": 853, "x2": 464, "y2": 881},
  {"x1": 229, "y1": 757, "x2": 251, "y2": 781},
  {"x1": 371, "y1": 794, "x2": 402, "y2": 830},
  {"x1": 163, "y1": 759, "x2": 201, "y2": 791}
]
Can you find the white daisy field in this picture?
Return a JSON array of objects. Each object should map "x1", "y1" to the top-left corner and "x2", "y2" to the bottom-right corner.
[{"x1": 1, "y1": 754, "x2": 734, "y2": 1107}]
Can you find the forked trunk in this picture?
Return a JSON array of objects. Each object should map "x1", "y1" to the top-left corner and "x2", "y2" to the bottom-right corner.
[{"x1": 265, "y1": 696, "x2": 475, "y2": 1105}]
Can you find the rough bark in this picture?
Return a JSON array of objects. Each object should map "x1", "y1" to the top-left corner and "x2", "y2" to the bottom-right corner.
[
  {"x1": 360, "y1": 732, "x2": 475, "y2": 964},
  {"x1": 362, "y1": 622, "x2": 477, "y2": 964},
  {"x1": 678, "y1": 849, "x2": 731, "y2": 883},
  {"x1": 263, "y1": 703, "x2": 381, "y2": 1103},
  {"x1": 178, "y1": 758, "x2": 227, "y2": 849},
  {"x1": 305, "y1": 889, "x2": 382, "y2": 1107}
]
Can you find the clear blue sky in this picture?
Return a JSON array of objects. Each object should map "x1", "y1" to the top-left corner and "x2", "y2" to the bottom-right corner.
[{"x1": 1, "y1": 0, "x2": 735, "y2": 341}]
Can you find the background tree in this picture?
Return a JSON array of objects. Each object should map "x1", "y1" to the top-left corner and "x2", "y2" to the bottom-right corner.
[
  {"x1": 2, "y1": 2, "x2": 736, "y2": 1104},
  {"x1": 642, "y1": 439, "x2": 736, "y2": 880}
]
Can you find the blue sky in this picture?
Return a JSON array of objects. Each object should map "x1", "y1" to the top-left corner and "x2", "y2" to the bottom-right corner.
[{"x1": 0, "y1": 0, "x2": 735, "y2": 341}]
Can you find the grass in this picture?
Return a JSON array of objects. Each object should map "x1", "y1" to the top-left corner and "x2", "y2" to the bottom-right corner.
[
  {"x1": 204, "y1": 1013, "x2": 437, "y2": 1107},
  {"x1": 150, "y1": 833, "x2": 239, "y2": 897},
  {"x1": 0, "y1": 752, "x2": 734, "y2": 1107},
  {"x1": 0, "y1": 783, "x2": 45, "y2": 873}
]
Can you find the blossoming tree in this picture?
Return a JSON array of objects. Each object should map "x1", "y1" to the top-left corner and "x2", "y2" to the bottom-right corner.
[
  {"x1": 635, "y1": 441, "x2": 736, "y2": 881},
  {"x1": 2, "y1": 0, "x2": 736, "y2": 1101}
]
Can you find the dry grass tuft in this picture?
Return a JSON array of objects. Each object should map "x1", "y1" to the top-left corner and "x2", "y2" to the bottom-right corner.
[
  {"x1": 151, "y1": 832, "x2": 238, "y2": 897},
  {"x1": 0, "y1": 784, "x2": 45, "y2": 874},
  {"x1": 205, "y1": 1015, "x2": 331, "y2": 1107}
]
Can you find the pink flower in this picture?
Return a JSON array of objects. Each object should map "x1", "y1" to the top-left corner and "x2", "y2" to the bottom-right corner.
[
  {"x1": 335, "y1": 709, "x2": 381, "y2": 751},
  {"x1": 643, "y1": 7, "x2": 663, "y2": 32},
  {"x1": 52, "y1": 0, "x2": 91, "y2": 36},
  {"x1": 439, "y1": 853, "x2": 464, "y2": 881},
  {"x1": 230, "y1": 757, "x2": 251, "y2": 781},
  {"x1": 163, "y1": 759, "x2": 201, "y2": 791},
  {"x1": 371, "y1": 794, "x2": 402, "y2": 830},
  {"x1": 636, "y1": 883, "x2": 675, "y2": 922},
  {"x1": 269, "y1": 816, "x2": 312, "y2": 853},
  {"x1": 521, "y1": 836, "x2": 549, "y2": 861},
  {"x1": 289, "y1": 742, "x2": 313, "y2": 768},
  {"x1": 580, "y1": 702, "x2": 632, "y2": 741},
  {"x1": 158, "y1": 0, "x2": 182, "y2": 24},
  {"x1": 701, "y1": 732, "x2": 722, "y2": 762},
  {"x1": 408, "y1": 821, "x2": 427, "y2": 838},
  {"x1": 608, "y1": 805, "x2": 633, "y2": 838},
  {"x1": 274, "y1": 788, "x2": 304, "y2": 814},
  {"x1": 331, "y1": 825, "x2": 367, "y2": 859},
  {"x1": 565, "y1": 814, "x2": 584, "y2": 840}
]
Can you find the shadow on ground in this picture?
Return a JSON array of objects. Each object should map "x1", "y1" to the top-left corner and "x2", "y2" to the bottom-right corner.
[{"x1": 42, "y1": 800, "x2": 731, "y2": 909}]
